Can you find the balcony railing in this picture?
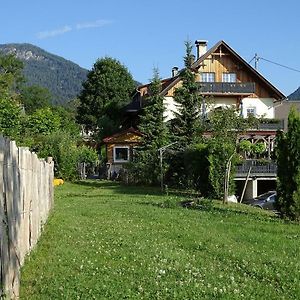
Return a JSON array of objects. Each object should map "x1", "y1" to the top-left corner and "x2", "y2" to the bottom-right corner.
[
  {"x1": 255, "y1": 119, "x2": 284, "y2": 131},
  {"x1": 236, "y1": 159, "x2": 277, "y2": 177},
  {"x1": 197, "y1": 82, "x2": 255, "y2": 94}
]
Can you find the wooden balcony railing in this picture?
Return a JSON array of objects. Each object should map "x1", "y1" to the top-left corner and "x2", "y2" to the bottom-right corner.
[
  {"x1": 236, "y1": 159, "x2": 277, "y2": 177},
  {"x1": 197, "y1": 82, "x2": 255, "y2": 94}
]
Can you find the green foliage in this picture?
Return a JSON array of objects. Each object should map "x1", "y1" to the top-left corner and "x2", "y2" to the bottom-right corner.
[
  {"x1": 209, "y1": 106, "x2": 255, "y2": 143},
  {"x1": 208, "y1": 140, "x2": 236, "y2": 199},
  {"x1": 77, "y1": 145, "x2": 99, "y2": 164},
  {"x1": 33, "y1": 131, "x2": 97, "y2": 180},
  {"x1": 77, "y1": 56, "x2": 135, "y2": 138},
  {"x1": 130, "y1": 69, "x2": 168, "y2": 185},
  {"x1": 172, "y1": 41, "x2": 203, "y2": 148},
  {"x1": 239, "y1": 140, "x2": 266, "y2": 159},
  {"x1": 206, "y1": 107, "x2": 257, "y2": 200},
  {"x1": 252, "y1": 142, "x2": 266, "y2": 156},
  {"x1": 0, "y1": 52, "x2": 24, "y2": 93},
  {"x1": 128, "y1": 149, "x2": 161, "y2": 185},
  {"x1": 184, "y1": 143, "x2": 210, "y2": 194},
  {"x1": 138, "y1": 69, "x2": 168, "y2": 149},
  {"x1": 20, "y1": 85, "x2": 51, "y2": 113},
  {"x1": 164, "y1": 150, "x2": 187, "y2": 188},
  {"x1": 0, "y1": 95, "x2": 22, "y2": 139},
  {"x1": 25, "y1": 107, "x2": 61, "y2": 135},
  {"x1": 54, "y1": 106, "x2": 81, "y2": 137},
  {"x1": 239, "y1": 140, "x2": 252, "y2": 158},
  {"x1": 21, "y1": 106, "x2": 85, "y2": 180},
  {"x1": 276, "y1": 106, "x2": 300, "y2": 220}
]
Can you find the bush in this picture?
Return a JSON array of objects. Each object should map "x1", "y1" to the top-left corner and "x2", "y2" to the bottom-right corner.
[
  {"x1": 31, "y1": 132, "x2": 98, "y2": 181},
  {"x1": 184, "y1": 143, "x2": 210, "y2": 195},
  {"x1": 208, "y1": 140, "x2": 236, "y2": 199}
]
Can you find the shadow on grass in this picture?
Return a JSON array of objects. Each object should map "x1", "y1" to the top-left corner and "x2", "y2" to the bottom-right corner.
[
  {"x1": 73, "y1": 179, "x2": 279, "y2": 221},
  {"x1": 74, "y1": 179, "x2": 163, "y2": 196},
  {"x1": 190, "y1": 202, "x2": 280, "y2": 221}
]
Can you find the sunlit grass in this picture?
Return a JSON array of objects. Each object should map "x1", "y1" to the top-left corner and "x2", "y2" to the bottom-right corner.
[{"x1": 20, "y1": 181, "x2": 300, "y2": 299}]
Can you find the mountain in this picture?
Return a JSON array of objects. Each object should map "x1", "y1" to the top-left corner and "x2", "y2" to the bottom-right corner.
[
  {"x1": 288, "y1": 87, "x2": 300, "y2": 100},
  {"x1": 0, "y1": 43, "x2": 88, "y2": 105}
]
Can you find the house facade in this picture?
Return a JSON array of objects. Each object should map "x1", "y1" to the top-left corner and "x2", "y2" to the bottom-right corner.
[
  {"x1": 128, "y1": 40, "x2": 285, "y2": 122},
  {"x1": 104, "y1": 40, "x2": 286, "y2": 197},
  {"x1": 275, "y1": 99, "x2": 300, "y2": 131}
]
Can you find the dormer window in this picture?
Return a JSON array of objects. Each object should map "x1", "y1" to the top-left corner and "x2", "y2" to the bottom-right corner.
[
  {"x1": 200, "y1": 72, "x2": 215, "y2": 82},
  {"x1": 222, "y1": 72, "x2": 236, "y2": 83}
]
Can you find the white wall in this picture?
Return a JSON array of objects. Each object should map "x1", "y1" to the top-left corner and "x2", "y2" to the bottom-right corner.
[
  {"x1": 241, "y1": 97, "x2": 274, "y2": 119},
  {"x1": 163, "y1": 96, "x2": 179, "y2": 121},
  {"x1": 205, "y1": 97, "x2": 237, "y2": 116},
  {"x1": 163, "y1": 96, "x2": 275, "y2": 121}
]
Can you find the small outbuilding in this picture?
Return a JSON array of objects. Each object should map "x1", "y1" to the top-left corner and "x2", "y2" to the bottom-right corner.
[{"x1": 103, "y1": 127, "x2": 142, "y2": 178}]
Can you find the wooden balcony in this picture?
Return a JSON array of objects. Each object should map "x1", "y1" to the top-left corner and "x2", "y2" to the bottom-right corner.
[
  {"x1": 197, "y1": 82, "x2": 255, "y2": 95},
  {"x1": 236, "y1": 159, "x2": 277, "y2": 178},
  {"x1": 255, "y1": 119, "x2": 284, "y2": 131}
]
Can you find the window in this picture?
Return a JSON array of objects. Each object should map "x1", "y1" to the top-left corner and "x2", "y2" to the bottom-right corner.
[
  {"x1": 113, "y1": 146, "x2": 130, "y2": 162},
  {"x1": 246, "y1": 107, "x2": 256, "y2": 117},
  {"x1": 222, "y1": 72, "x2": 236, "y2": 82},
  {"x1": 200, "y1": 72, "x2": 215, "y2": 82}
]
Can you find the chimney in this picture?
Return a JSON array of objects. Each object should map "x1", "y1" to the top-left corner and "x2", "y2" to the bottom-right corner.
[
  {"x1": 195, "y1": 40, "x2": 207, "y2": 59},
  {"x1": 172, "y1": 66, "x2": 179, "y2": 77}
]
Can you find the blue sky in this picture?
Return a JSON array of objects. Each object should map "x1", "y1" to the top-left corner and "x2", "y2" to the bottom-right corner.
[{"x1": 1, "y1": 0, "x2": 300, "y2": 96}]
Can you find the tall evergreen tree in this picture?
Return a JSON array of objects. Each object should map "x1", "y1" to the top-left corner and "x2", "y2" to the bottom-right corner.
[
  {"x1": 132, "y1": 69, "x2": 168, "y2": 185},
  {"x1": 138, "y1": 69, "x2": 168, "y2": 150},
  {"x1": 276, "y1": 106, "x2": 300, "y2": 220},
  {"x1": 172, "y1": 41, "x2": 202, "y2": 148}
]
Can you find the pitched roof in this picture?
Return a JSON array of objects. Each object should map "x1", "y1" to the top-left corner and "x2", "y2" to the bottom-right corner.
[
  {"x1": 102, "y1": 127, "x2": 143, "y2": 143},
  {"x1": 160, "y1": 40, "x2": 285, "y2": 100}
]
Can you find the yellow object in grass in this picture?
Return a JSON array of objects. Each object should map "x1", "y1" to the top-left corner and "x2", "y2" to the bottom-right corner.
[{"x1": 53, "y1": 178, "x2": 64, "y2": 186}]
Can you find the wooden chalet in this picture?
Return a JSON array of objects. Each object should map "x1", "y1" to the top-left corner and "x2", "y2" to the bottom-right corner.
[{"x1": 104, "y1": 40, "x2": 286, "y2": 196}]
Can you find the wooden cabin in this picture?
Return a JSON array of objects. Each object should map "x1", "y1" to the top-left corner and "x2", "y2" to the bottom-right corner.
[{"x1": 103, "y1": 127, "x2": 142, "y2": 178}]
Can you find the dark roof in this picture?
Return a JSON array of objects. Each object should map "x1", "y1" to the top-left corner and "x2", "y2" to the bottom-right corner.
[{"x1": 123, "y1": 99, "x2": 141, "y2": 112}]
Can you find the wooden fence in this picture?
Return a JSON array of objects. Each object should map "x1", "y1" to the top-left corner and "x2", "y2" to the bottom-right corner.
[{"x1": 0, "y1": 136, "x2": 54, "y2": 299}]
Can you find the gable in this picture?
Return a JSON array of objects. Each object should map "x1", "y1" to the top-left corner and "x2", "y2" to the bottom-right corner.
[
  {"x1": 192, "y1": 41, "x2": 285, "y2": 100},
  {"x1": 103, "y1": 128, "x2": 142, "y2": 144}
]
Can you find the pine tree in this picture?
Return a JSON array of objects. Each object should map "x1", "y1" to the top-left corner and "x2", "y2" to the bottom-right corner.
[
  {"x1": 276, "y1": 106, "x2": 300, "y2": 220},
  {"x1": 139, "y1": 69, "x2": 167, "y2": 150},
  {"x1": 133, "y1": 69, "x2": 168, "y2": 185},
  {"x1": 172, "y1": 41, "x2": 202, "y2": 148}
]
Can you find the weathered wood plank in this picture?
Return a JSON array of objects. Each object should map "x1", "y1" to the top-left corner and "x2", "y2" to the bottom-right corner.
[{"x1": 0, "y1": 135, "x2": 54, "y2": 299}]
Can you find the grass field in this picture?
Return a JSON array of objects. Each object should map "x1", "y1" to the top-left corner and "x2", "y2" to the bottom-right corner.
[{"x1": 20, "y1": 181, "x2": 300, "y2": 299}]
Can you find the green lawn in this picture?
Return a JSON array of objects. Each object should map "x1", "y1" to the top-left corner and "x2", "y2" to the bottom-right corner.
[{"x1": 20, "y1": 181, "x2": 300, "y2": 299}]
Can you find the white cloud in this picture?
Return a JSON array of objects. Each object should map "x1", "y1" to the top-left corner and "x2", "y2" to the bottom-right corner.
[
  {"x1": 36, "y1": 19, "x2": 113, "y2": 39},
  {"x1": 76, "y1": 19, "x2": 113, "y2": 30},
  {"x1": 37, "y1": 25, "x2": 72, "y2": 39}
]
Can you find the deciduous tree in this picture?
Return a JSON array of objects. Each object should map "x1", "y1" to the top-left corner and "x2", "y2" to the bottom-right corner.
[
  {"x1": 77, "y1": 57, "x2": 135, "y2": 138},
  {"x1": 20, "y1": 85, "x2": 51, "y2": 114}
]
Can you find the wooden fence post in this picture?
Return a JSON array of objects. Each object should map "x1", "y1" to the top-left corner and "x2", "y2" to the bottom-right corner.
[{"x1": 0, "y1": 137, "x2": 54, "y2": 299}]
